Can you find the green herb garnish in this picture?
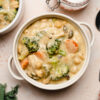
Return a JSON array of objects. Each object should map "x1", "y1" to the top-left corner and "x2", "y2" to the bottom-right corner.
[{"x1": 0, "y1": 84, "x2": 19, "y2": 100}]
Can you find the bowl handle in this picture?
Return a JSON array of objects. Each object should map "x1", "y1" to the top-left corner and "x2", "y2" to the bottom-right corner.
[
  {"x1": 8, "y1": 55, "x2": 24, "y2": 80},
  {"x1": 80, "y1": 22, "x2": 94, "y2": 47}
]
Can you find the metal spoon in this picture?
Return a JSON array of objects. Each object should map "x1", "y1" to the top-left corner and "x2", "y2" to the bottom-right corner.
[
  {"x1": 96, "y1": 11, "x2": 100, "y2": 31},
  {"x1": 46, "y1": 0, "x2": 60, "y2": 11}
]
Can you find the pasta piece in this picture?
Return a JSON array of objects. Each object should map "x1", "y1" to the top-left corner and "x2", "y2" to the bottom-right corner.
[
  {"x1": 35, "y1": 69, "x2": 44, "y2": 78},
  {"x1": 42, "y1": 78, "x2": 50, "y2": 84}
]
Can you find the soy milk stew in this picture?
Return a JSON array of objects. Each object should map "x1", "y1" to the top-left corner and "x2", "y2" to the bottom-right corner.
[
  {"x1": 17, "y1": 18, "x2": 86, "y2": 84},
  {"x1": 0, "y1": 0, "x2": 19, "y2": 29}
]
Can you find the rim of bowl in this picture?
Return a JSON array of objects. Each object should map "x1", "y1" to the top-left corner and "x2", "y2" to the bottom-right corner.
[
  {"x1": 13, "y1": 13, "x2": 91, "y2": 90},
  {"x1": 61, "y1": 0, "x2": 89, "y2": 7},
  {"x1": 0, "y1": 0, "x2": 23, "y2": 34}
]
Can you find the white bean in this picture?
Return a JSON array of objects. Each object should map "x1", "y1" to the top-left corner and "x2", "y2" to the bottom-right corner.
[
  {"x1": 70, "y1": 66, "x2": 78, "y2": 74},
  {"x1": 78, "y1": 53, "x2": 84, "y2": 60},
  {"x1": 74, "y1": 56, "x2": 81, "y2": 65}
]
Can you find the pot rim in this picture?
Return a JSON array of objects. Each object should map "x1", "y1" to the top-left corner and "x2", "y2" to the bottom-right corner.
[
  {"x1": 0, "y1": 0, "x2": 23, "y2": 34},
  {"x1": 13, "y1": 13, "x2": 91, "y2": 90}
]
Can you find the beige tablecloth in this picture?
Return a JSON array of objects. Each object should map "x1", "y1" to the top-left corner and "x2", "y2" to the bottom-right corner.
[{"x1": 0, "y1": 0, "x2": 100, "y2": 100}]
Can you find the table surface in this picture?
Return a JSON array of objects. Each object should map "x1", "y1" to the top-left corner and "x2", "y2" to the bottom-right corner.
[{"x1": 0, "y1": 0, "x2": 100, "y2": 100}]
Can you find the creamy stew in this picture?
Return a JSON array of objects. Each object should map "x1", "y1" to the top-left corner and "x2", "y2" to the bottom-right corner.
[
  {"x1": 0, "y1": 0, "x2": 19, "y2": 29},
  {"x1": 18, "y1": 18, "x2": 86, "y2": 84}
]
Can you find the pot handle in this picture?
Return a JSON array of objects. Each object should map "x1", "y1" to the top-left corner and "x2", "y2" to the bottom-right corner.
[
  {"x1": 80, "y1": 22, "x2": 94, "y2": 47},
  {"x1": 8, "y1": 55, "x2": 24, "y2": 80}
]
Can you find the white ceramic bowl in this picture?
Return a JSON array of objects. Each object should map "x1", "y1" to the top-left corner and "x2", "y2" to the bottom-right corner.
[
  {"x1": 8, "y1": 13, "x2": 94, "y2": 90},
  {"x1": 60, "y1": 0, "x2": 89, "y2": 11},
  {"x1": 0, "y1": 0, "x2": 24, "y2": 35}
]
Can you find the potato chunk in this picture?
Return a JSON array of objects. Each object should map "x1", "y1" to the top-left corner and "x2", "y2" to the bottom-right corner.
[
  {"x1": 54, "y1": 20, "x2": 63, "y2": 28},
  {"x1": 28, "y1": 54, "x2": 43, "y2": 69}
]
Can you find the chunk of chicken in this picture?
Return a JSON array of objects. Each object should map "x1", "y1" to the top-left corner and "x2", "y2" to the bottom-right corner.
[{"x1": 28, "y1": 54, "x2": 43, "y2": 69}]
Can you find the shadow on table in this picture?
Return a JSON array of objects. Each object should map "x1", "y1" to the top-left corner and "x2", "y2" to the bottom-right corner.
[{"x1": 19, "y1": 79, "x2": 81, "y2": 99}]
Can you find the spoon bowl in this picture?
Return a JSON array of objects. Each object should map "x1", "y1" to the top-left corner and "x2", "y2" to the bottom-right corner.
[{"x1": 96, "y1": 11, "x2": 100, "y2": 31}]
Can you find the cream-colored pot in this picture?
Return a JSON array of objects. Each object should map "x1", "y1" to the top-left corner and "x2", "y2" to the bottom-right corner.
[
  {"x1": 0, "y1": 0, "x2": 24, "y2": 35},
  {"x1": 8, "y1": 13, "x2": 94, "y2": 90}
]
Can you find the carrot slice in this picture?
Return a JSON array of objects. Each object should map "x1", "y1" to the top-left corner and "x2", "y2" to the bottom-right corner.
[
  {"x1": 66, "y1": 40, "x2": 78, "y2": 53},
  {"x1": 21, "y1": 58, "x2": 29, "y2": 69},
  {"x1": 34, "y1": 51, "x2": 44, "y2": 59},
  {"x1": 72, "y1": 41, "x2": 78, "y2": 47}
]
